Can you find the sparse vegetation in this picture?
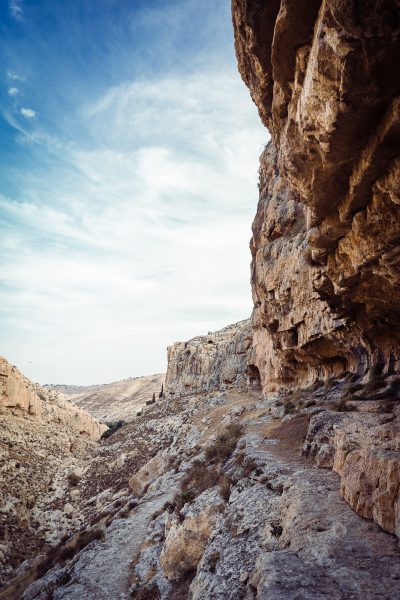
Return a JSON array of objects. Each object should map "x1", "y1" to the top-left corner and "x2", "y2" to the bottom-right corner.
[
  {"x1": 219, "y1": 474, "x2": 232, "y2": 501},
  {"x1": 67, "y1": 471, "x2": 81, "y2": 487},
  {"x1": 131, "y1": 583, "x2": 160, "y2": 599},
  {"x1": 204, "y1": 423, "x2": 243, "y2": 463},
  {"x1": 333, "y1": 397, "x2": 352, "y2": 412},
  {"x1": 208, "y1": 551, "x2": 220, "y2": 573},
  {"x1": 101, "y1": 420, "x2": 127, "y2": 439},
  {"x1": 174, "y1": 460, "x2": 219, "y2": 512}
]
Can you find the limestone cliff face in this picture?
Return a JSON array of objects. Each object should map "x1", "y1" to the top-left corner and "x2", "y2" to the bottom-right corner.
[
  {"x1": 0, "y1": 358, "x2": 106, "y2": 439},
  {"x1": 165, "y1": 320, "x2": 253, "y2": 396},
  {"x1": 232, "y1": 0, "x2": 400, "y2": 391},
  {"x1": 0, "y1": 358, "x2": 106, "y2": 585}
]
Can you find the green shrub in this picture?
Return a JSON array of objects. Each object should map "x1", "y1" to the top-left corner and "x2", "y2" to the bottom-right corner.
[{"x1": 101, "y1": 420, "x2": 126, "y2": 439}]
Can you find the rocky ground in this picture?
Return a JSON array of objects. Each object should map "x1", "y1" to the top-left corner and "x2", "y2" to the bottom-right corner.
[
  {"x1": 2, "y1": 368, "x2": 399, "y2": 599},
  {"x1": 0, "y1": 358, "x2": 106, "y2": 587},
  {"x1": 2, "y1": 1, "x2": 400, "y2": 597}
]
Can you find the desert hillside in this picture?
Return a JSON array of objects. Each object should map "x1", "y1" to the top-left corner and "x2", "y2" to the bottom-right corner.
[
  {"x1": 0, "y1": 357, "x2": 106, "y2": 587},
  {"x1": 47, "y1": 373, "x2": 165, "y2": 423}
]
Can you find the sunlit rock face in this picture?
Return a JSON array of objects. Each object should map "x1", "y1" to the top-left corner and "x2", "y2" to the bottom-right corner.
[
  {"x1": 233, "y1": 0, "x2": 400, "y2": 391},
  {"x1": 165, "y1": 319, "x2": 253, "y2": 396},
  {"x1": 0, "y1": 358, "x2": 106, "y2": 439},
  {"x1": 0, "y1": 357, "x2": 106, "y2": 584}
]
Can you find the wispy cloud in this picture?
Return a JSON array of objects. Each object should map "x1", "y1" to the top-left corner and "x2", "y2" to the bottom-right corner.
[
  {"x1": 6, "y1": 71, "x2": 24, "y2": 81},
  {"x1": 9, "y1": 0, "x2": 23, "y2": 21},
  {"x1": 0, "y1": 0, "x2": 268, "y2": 385},
  {"x1": 20, "y1": 107, "x2": 36, "y2": 118},
  {"x1": 1, "y1": 68, "x2": 266, "y2": 384},
  {"x1": 8, "y1": 87, "x2": 19, "y2": 96}
]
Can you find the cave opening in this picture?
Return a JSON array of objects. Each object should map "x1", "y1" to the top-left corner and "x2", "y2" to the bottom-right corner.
[{"x1": 247, "y1": 364, "x2": 261, "y2": 390}]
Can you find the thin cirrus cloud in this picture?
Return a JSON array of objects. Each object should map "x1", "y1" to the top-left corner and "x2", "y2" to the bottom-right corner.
[
  {"x1": 9, "y1": 0, "x2": 23, "y2": 21},
  {"x1": 0, "y1": 1, "x2": 268, "y2": 385},
  {"x1": 6, "y1": 71, "x2": 24, "y2": 81},
  {"x1": 8, "y1": 87, "x2": 19, "y2": 96}
]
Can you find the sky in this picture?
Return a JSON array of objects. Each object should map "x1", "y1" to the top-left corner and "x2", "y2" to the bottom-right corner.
[{"x1": 0, "y1": 0, "x2": 267, "y2": 385}]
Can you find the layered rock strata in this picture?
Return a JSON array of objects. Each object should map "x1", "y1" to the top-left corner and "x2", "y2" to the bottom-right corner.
[
  {"x1": 165, "y1": 319, "x2": 254, "y2": 396},
  {"x1": 232, "y1": 0, "x2": 400, "y2": 391},
  {"x1": 0, "y1": 358, "x2": 106, "y2": 585},
  {"x1": 0, "y1": 358, "x2": 106, "y2": 439}
]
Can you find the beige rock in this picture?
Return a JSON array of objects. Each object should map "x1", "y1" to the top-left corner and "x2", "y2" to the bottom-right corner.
[
  {"x1": 0, "y1": 357, "x2": 106, "y2": 440},
  {"x1": 0, "y1": 356, "x2": 106, "y2": 584},
  {"x1": 165, "y1": 320, "x2": 253, "y2": 396},
  {"x1": 129, "y1": 453, "x2": 173, "y2": 498},
  {"x1": 160, "y1": 490, "x2": 224, "y2": 581},
  {"x1": 232, "y1": 0, "x2": 400, "y2": 392},
  {"x1": 304, "y1": 407, "x2": 400, "y2": 537}
]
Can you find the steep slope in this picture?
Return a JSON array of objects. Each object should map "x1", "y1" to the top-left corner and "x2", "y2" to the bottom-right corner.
[
  {"x1": 48, "y1": 373, "x2": 165, "y2": 423},
  {"x1": 232, "y1": 0, "x2": 400, "y2": 392},
  {"x1": 0, "y1": 358, "x2": 106, "y2": 586}
]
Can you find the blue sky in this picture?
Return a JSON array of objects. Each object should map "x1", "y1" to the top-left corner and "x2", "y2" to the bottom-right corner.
[{"x1": 0, "y1": 0, "x2": 267, "y2": 385}]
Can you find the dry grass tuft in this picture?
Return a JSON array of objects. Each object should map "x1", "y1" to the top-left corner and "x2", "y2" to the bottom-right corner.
[{"x1": 204, "y1": 423, "x2": 243, "y2": 463}]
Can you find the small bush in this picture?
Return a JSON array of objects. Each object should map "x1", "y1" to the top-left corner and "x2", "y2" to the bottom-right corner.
[
  {"x1": 234, "y1": 452, "x2": 257, "y2": 477},
  {"x1": 205, "y1": 423, "x2": 243, "y2": 463},
  {"x1": 208, "y1": 551, "x2": 220, "y2": 573},
  {"x1": 67, "y1": 472, "x2": 81, "y2": 487},
  {"x1": 270, "y1": 522, "x2": 283, "y2": 538},
  {"x1": 285, "y1": 401, "x2": 296, "y2": 414},
  {"x1": 131, "y1": 584, "x2": 160, "y2": 600},
  {"x1": 334, "y1": 397, "x2": 352, "y2": 412},
  {"x1": 77, "y1": 527, "x2": 104, "y2": 550},
  {"x1": 219, "y1": 474, "x2": 232, "y2": 501},
  {"x1": 174, "y1": 460, "x2": 219, "y2": 512},
  {"x1": 101, "y1": 420, "x2": 127, "y2": 439}
]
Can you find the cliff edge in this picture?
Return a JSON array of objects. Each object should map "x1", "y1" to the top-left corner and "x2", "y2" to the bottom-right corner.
[{"x1": 233, "y1": 0, "x2": 400, "y2": 392}]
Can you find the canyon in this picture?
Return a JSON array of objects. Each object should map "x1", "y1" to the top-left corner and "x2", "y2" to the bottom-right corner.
[{"x1": 1, "y1": 1, "x2": 400, "y2": 598}]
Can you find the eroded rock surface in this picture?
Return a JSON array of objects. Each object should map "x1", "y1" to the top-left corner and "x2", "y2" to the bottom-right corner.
[
  {"x1": 233, "y1": 0, "x2": 400, "y2": 391},
  {"x1": 166, "y1": 320, "x2": 253, "y2": 396},
  {"x1": 0, "y1": 357, "x2": 106, "y2": 585},
  {"x1": 9, "y1": 380, "x2": 400, "y2": 600}
]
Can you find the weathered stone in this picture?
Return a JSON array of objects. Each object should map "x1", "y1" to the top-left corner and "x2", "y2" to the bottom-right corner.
[
  {"x1": 160, "y1": 489, "x2": 224, "y2": 582},
  {"x1": 129, "y1": 453, "x2": 173, "y2": 498},
  {"x1": 232, "y1": 0, "x2": 400, "y2": 392},
  {"x1": 165, "y1": 319, "x2": 252, "y2": 396}
]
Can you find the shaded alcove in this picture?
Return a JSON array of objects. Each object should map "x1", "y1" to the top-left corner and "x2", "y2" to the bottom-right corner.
[{"x1": 247, "y1": 364, "x2": 261, "y2": 390}]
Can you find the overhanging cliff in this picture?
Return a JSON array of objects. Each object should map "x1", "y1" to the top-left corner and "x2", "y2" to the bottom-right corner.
[{"x1": 232, "y1": 0, "x2": 400, "y2": 391}]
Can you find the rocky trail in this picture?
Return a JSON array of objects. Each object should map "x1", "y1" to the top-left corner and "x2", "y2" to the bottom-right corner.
[
  {"x1": 4, "y1": 380, "x2": 398, "y2": 600},
  {"x1": 22, "y1": 488, "x2": 177, "y2": 600}
]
